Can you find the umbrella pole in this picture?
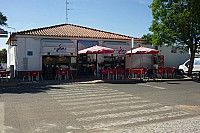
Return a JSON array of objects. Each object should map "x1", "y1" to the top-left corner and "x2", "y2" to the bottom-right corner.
[{"x1": 140, "y1": 54, "x2": 141, "y2": 68}]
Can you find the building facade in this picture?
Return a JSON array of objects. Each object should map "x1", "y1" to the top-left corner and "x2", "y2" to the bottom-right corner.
[{"x1": 7, "y1": 24, "x2": 145, "y2": 78}]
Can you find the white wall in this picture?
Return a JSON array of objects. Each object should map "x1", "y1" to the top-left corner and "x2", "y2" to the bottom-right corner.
[
  {"x1": 7, "y1": 45, "x2": 17, "y2": 70},
  {"x1": 17, "y1": 37, "x2": 41, "y2": 71},
  {"x1": 158, "y1": 46, "x2": 190, "y2": 68},
  {"x1": 126, "y1": 54, "x2": 153, "y2": 69}
]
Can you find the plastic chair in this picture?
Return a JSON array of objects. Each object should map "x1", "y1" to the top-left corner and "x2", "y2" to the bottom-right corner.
[
  {"x1": 30, "y1": 71, "x2": 39, "y2": 81},
  {"x1": 108, "y1": 69, "x2": 116, "y2": 80},
  {"x1": 101, "y1": 69, "x2": 108, "y2": 79},
  {"x1": 58, "y1": 70, "x2": 67, "y2": 80},
  {"x1": 166, "y1": 67, "x2": 175, "y2": 78},
  {"x1": 39, "y1": 71, "x2": 43, "y2": 80},
  {"x1": 125, "y1": 68, "x2": 132, "y2": 79},
  {"x1": 0, "y1": 72, "x2": 8, "y2": 82},
  {"x1": 157, "y1": 68, "x2": 165, "y2": 79},
  {"x1": 23, "y1": 71, "x2": 30, "y2": 81},
  {"x1": 117, "y1": 69, "x2": 125, "y2": 79}
]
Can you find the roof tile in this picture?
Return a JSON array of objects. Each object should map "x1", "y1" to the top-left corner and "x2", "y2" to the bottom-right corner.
[{"x1": 15, "y1": 24, "x2": 137, "y2": 40}]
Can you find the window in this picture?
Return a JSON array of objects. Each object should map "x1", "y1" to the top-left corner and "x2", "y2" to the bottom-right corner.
[
  {"x1": 23, "y1": 58, "x2": 28, "y2": 70},
  {"x1": 27, "y1": 51, "x2": 33, "y2": 56}
]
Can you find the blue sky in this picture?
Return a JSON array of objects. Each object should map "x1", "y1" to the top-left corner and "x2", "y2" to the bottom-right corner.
[{"x1": 0, "y1": 0, "x2": 153, "y2": 49}]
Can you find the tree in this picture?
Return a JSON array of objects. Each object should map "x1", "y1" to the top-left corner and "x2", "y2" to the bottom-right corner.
[
  {"x1": 149, "y1": 0, "x2": 200, "y2": 76},
  {"x1": 0, "y1": 49, "x2": 7, "y2": 63},
  {"x1": 141, "y1": 33, "x2": 153, "y2": 45},
  {"x1": 0, "y1": 12, "x2": 7, "y2": 26}
]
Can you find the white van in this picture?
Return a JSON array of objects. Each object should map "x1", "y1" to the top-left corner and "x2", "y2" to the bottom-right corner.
[{"x1": 178, "y1": 58, "x2": 200, "y2": 74}]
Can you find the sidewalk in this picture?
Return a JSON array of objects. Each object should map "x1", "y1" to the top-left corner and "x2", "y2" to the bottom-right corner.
[{"x1": 0, "y1": 75, "x2": 193, "y2": 87}]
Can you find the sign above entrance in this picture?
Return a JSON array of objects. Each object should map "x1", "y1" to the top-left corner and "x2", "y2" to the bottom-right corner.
[
  {"x1": 54, "y1": 44, "x2": 67, "y2": 52},
  {"x1": 41, "y1": 39, "x2": 76, "y2": 56},
  {"x1": 103, "y1": 41, "x2": 130, "y2": 57}
]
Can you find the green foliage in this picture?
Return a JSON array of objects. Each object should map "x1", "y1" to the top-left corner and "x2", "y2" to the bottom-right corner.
[
  {"x1": 149, "y1": 0, "x2": 200, "y2": 76},
  {"x1": 141, "y1": 33, "x2": 153, "y2": 45},
  {"x1": 0, "y1": 49, "x2": 7, "y2": 63},
  {"x1": 150, "y1": 0, "x2": 200, "y2": 46},
  {"x1": 0, "y1": 12, "x2": 7, "y2": 26}
]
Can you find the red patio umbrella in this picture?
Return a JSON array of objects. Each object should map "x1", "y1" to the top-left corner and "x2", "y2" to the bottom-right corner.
[
  {"x1": 78, "y1": 45, "x2": 115, "y2": 54},
  {"x1": 126, "y1": 46, "x2": 159, "y2": 68},
  {"x1": 78, "y1": 45, "x2": 115, "y2": 78},
  {"x1": 126, "y1": 46, "x2": 159, "y2": 55}
]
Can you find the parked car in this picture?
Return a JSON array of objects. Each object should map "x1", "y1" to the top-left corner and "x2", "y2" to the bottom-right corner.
[{"x1": 178, "y1": 58, "x2": 200, "y2": 74}]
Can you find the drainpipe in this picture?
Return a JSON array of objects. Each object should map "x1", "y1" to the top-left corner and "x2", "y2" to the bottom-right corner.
[{"x1": 131, "y1": 37, "x2": 134, "y2": 69}]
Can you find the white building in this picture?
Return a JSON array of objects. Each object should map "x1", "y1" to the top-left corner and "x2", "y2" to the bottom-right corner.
[{"x1": 6, "y1": 24, "x2": 145, "y2": 78}]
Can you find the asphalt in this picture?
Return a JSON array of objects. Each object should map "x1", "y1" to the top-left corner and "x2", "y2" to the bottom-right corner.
[{"x1": 0, "y1": 74, "x2": 194, "y2": 87}]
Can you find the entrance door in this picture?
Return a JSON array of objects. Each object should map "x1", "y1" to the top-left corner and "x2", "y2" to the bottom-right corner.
[{"x1": 77, "y1": 54, "x2": 96, "y2": 77}]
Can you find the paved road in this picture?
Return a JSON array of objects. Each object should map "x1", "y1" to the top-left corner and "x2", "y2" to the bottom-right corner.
[{"x1": 0, "y1": 80, "x2": 200, "y2": 133}]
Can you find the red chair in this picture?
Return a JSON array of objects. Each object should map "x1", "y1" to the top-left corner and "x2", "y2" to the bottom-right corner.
[
  {"x1": 132, "y1": 69, "x2": 142, "y2": 78},
  {"x1": 0, "y1": 71, "x2": 8, "y2": 82},
  {"x1": 39, "y1": 71, "x2": 43, "y2": 80},
  {"x1": 117, "y1": 69, "x2": 125, "y2": 79},
  {"x1": 108, "y1": 69, "x2": 116, "y2": 80},
  {"x1": 157, "y1": 68, "x2": 166, "y2": 79},
  {"x1": 6, "y1": 71, "x2": 10, "y2": 76},
  {"x1": 58, "y1": 70, "x2": 67, "y2": 80},
  {"x1": 101, "y1": 69, "x2": 108, "y2": 79},
  {"x1": 30, "y1": 71, "x2": 39, "y2": 81},
  {"x1": 23, "y1": 71, "x2": 30, "y2": 81},
  {"x1": 125, "y1": 68, "x2": 132, "y2": 78},
  {"x1": 166, "y1": 67, "x2": 175, "y2": 78}
]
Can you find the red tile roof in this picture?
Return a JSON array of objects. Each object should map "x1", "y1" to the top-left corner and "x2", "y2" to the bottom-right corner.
[{"x1": 14, "y1": 24, "x2": 144, "y2": 41}]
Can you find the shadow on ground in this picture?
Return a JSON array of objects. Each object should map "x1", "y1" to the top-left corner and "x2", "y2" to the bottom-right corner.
[{"x1": 0, "y1": 74, "x2": 195, "y2": 94}]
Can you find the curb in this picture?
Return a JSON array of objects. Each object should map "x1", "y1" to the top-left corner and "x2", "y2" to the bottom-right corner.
[{"x1": 0, "y1": 77, "x2": 194, "y2": 87}]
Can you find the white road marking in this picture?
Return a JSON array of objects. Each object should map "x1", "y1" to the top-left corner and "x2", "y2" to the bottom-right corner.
[
  {"x1": 55, "y1": 94, "x2": 133, "y2": 102},
  {"x1": 139, "y1": 84, "x2": 166, "y2": 90},
  {"x1": 48, "y1": 90, "x2": 119, "y2": 96},
  {"x1": 71, "y1": 103, "x2": 161, "y2": 115},
  {"x1": 83, "y1": 111, "x2": 189, "y2": 130},
  {"x1": 48, "y1": 88, "x2": 114, "y2": 94},
  {"x1": 63, "y1": 100, "x2": 150, "y2": 110},
  {"x1": 53, "y1": 92, "x2": 126, "y2": 100},
  {"x1": 59, "y1": 97, "x2": 141, "y2": 106},
  {"x1": 78, "y1": 106, "x2": 173, "y2": 121}
]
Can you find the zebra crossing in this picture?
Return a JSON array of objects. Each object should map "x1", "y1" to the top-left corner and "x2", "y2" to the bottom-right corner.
[{"x1": 47, "y1": 83, "x2": 190, "y2": 132}]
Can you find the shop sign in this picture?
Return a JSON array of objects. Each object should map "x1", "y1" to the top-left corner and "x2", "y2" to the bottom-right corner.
[
  {"x1": 103, "y1": 41, "x2": 130, "y2": 57},
  {"x1": 116, "y1": 47, "x2": 127, "y2": 56},
  {"x1": 54, "y1": 44, "x2": 67, "y2": 52},
  {"x1": 78, "y1": 40, "x2": 99, "y2": 51},
  {"x1": 41, "y1": 39, "x2": 76, "y2": 55}
]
